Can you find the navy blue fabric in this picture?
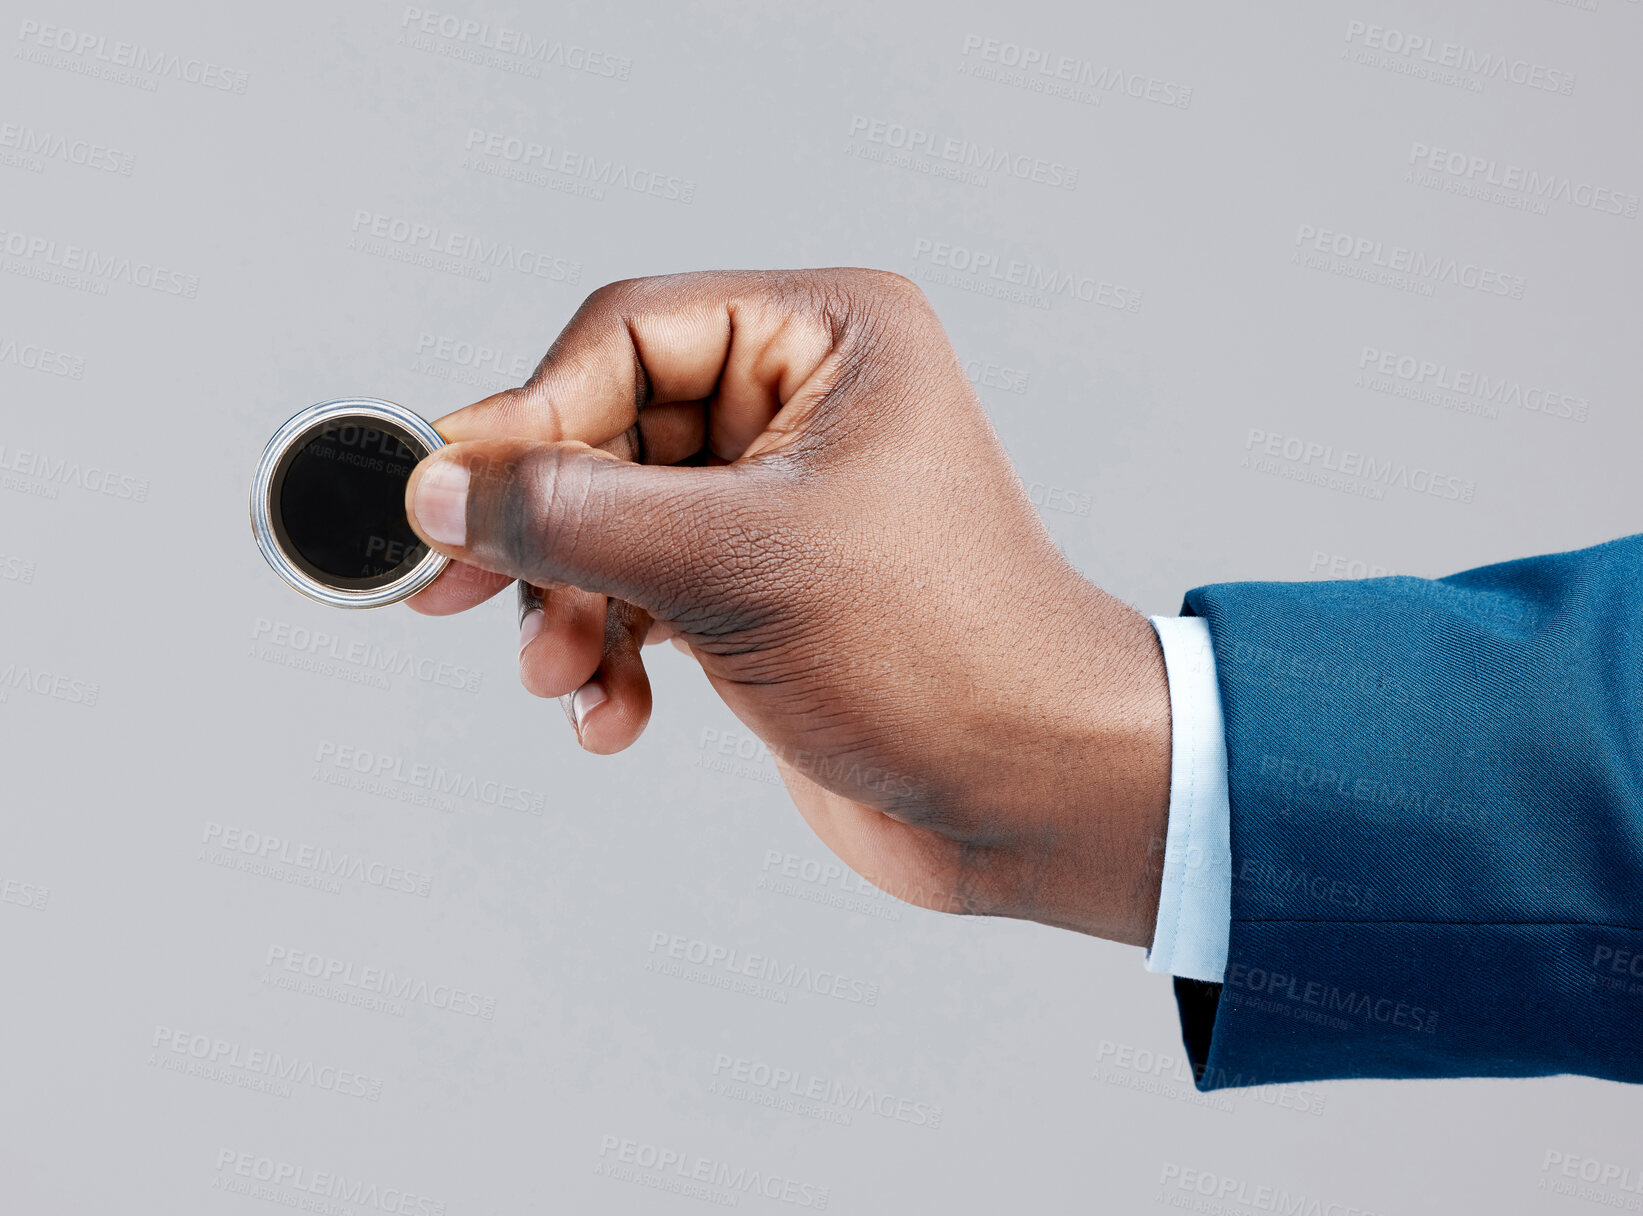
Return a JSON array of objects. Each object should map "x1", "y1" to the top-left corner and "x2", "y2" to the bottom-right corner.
[{"x1": 1176, "y1": 533, "x2": 1643, "y2": 1088}]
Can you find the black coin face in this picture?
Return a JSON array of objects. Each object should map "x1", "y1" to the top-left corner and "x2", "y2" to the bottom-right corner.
[{"x1": 274, "y1": 417, "x2": 429, "y2": 584}]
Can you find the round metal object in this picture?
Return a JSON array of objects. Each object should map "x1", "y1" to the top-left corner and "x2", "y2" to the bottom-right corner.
[{"x1": 250, "y1": 398, "x2": 449, "y2": 608}]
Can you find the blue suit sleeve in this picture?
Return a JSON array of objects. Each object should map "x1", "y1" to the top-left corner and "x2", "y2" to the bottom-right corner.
[{"x1": 1174, "y1": 532, "x2": 1643, "y2": 1089}]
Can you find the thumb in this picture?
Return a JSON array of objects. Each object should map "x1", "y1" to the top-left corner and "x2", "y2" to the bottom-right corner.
[{"x1": 404, "y1": 438, "x2": 773, "y2": 625}]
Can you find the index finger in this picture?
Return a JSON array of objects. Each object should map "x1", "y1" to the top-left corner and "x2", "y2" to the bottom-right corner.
[{"x1": 431, "y1": 270, "x2": 840, "y2": 459}]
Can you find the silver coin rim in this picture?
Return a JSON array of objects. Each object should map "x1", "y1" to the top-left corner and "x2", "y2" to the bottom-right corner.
[{"x1": 249, "y1": 398, "x2": 450, "y2": 609}]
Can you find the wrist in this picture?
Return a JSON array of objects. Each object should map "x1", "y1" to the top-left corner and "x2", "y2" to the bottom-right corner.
[{"x1": 973, "y1": 582, "x2": 1172, "y2": 945}]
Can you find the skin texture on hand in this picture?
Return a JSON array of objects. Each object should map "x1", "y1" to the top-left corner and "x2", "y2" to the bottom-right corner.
[{"x1": 403, "y1": 269, "x2": 1173, "y2": 947}]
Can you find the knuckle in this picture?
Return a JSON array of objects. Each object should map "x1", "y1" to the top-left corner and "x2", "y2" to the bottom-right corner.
[
  {"x1": 868, "y1": 268, "x2": 919, "y2": 297},
  {"x1": 801, "y1": 270, "x2": 928, "y2": 355},
  {"x1": 851, "y1": 268, "x2": 925, "y2": 311},
  {"x1": 578, "y1": 277, "x2": 645, "y2": 318}
]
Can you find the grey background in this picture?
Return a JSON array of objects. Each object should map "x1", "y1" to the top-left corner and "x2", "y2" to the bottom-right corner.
[{"x1": 2, "y1": 1, "x2": 1640, "y2": 1211}]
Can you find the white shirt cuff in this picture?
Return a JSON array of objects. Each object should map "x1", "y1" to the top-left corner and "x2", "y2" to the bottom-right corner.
[{"x1": 1143, "y1": 615, "x2": 1232, "y2": 983}]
